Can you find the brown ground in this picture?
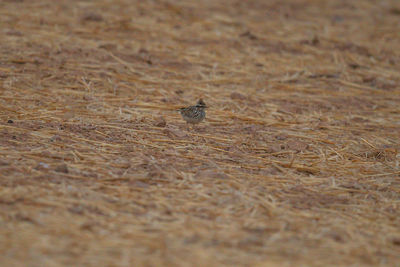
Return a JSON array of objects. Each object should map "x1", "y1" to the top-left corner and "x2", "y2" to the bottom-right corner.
[{"x1": 1, "y1": 0, "x2": 400, "y2": 266}]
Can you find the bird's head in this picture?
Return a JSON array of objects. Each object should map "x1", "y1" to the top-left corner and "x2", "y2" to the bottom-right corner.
[{"x1": 196, "y1": 99, "x2": 207, "y2": 109}]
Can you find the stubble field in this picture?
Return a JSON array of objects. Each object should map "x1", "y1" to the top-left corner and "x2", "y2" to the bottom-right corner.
[{"x1": 1, "y1": 0, "x2": 400, "y2": 266}]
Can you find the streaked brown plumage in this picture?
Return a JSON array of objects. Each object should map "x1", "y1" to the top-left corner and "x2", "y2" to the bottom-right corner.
[{"x1": 179, "y1": 99, "x2": 207, "y2": 124}]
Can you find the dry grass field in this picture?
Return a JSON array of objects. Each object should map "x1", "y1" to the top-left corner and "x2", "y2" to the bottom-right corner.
[{"x1": 1, "y1": 0, "x2": 400, "y2": 266}]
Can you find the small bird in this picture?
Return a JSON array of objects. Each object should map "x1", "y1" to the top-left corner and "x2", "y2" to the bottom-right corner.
[{"x1": 179, "y1": 99, "x2": 207, "y2": 124}]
